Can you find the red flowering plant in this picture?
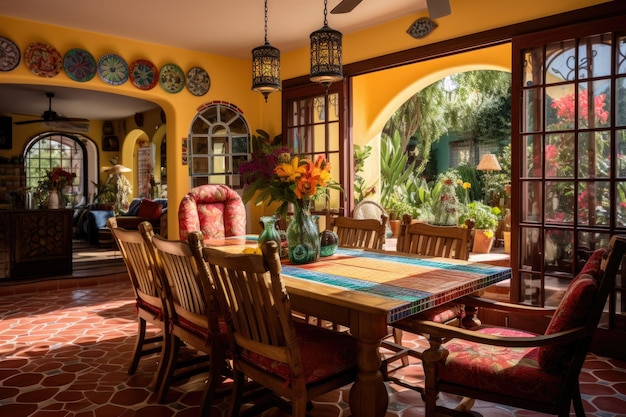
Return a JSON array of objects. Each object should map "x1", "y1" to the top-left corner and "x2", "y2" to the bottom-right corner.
[
  {"x1": 545, "y1": 90, "x2": 611, "y2": 225},
  {"x1": 34, "y1": 167, "x2": 76, "y2": 208},
  {"x1": 239, "y1": 133, "x2": 342, "y2": 220}
]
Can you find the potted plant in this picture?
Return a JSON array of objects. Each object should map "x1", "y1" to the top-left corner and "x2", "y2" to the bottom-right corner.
[{"x1": 459, "y1": 201, "x2": 500, "y2": 253}]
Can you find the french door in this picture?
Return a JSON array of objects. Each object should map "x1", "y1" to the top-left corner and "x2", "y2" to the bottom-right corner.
[{"x1": 511, "y1": 16, "x2": 626, "y2": 356}]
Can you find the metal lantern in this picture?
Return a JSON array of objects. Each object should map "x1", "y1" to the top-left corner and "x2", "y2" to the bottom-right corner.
[
  {"x1": 310, "y1": 0, "x2": 343, "y2": 88},
  {"x1": 251, "y1": 0, "x2": 280, "y2": 101}
]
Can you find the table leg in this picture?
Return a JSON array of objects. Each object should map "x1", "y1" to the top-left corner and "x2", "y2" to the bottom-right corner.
[{"x1": 349, "y1": 337, "x2": 388, "y2": 417}]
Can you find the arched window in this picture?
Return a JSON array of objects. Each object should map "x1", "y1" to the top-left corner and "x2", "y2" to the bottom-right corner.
[
  {"x1": 24, "y1": 132, "x2": 88, "y2": 207},
  {"x1": 188, "y1": 102, "x2": 250, "y2": 188}
]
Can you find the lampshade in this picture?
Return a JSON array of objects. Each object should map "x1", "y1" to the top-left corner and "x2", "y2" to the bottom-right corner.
[
  {"x1": 251, "y1": 0, "x2": 280, "y2": 102},
  {"x1": 107, "y1": 164, "x2": 132, "y2": 174},
  {"x1": 310, "y1": 0, "x2": 343, "y2": 88},
  {"x1": 476, "y1": 153, "x2": 502, "y2": 171}
]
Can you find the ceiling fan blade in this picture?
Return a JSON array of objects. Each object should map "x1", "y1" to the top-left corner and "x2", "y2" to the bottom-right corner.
[
  {"x1": 56, "y1": 117, "x2": 90, "y2": 123},
  {"x1": 331, "y1": 0, "x2": 363, "y2": 14},
  {"x1": 427, "y1": 0, "x2": 451, "y2": 19},
  {"x1": 14, "y1": 119, "x2": 46, "y2": 125}
]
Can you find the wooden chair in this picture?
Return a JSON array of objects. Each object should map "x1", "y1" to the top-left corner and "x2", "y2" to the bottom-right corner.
[
  {"x1": 396, "y1": 235, "x2": 626, "y2": 417},
  {"x1": 202, "y1": 241, "x2": 358, "y2": 417},
  {"x1": 396, "y1": 214, "x2": 473, "y2": 260},
  {"x1": 107, "y1": 219, "x2": 167, "y2": 391},
  {"x1": 142, "y1": 226, "x2": 230, "y2": 414},
  {"x1": 330, "y1": 214, "x2": 388, "y2": 250},
  {"x1": 381, "y1": 215, "x2": 474, "y2": 379}
]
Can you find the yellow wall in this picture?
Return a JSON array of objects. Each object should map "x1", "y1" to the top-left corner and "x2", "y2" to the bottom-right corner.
[
  {"x1": 0, "y1": 15, "x2": 278, "y2": 237},
  {"x1": 0, "y1": 0, "x2": 610, "y2": 237}
]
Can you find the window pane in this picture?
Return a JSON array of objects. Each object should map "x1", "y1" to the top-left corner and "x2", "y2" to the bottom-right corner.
[
  {"x1": 522, "y1": 88, "x2": 543, "y2": 133},
  {"x1": 522, "y1": 134, "x2": 542, "y2": 178},
  {"x1": 546, "y1": 84, "x2": 575, "y2": 131},
  {"x1": 545, "y1": 180, "x2": 574, "y2": 223},
  {"x1": 522, "y1": 46, "x2": 544, "y2": 86},
  {"x1": 520, "y1": 227, "x2": 542, "y2": 271},
  {"x1": 544, "y1": 228, "x2": 574, "y2": 274},
  {"x1": 522, "y1": 180, "x2": 542, "y2": 222},
  {"x1": 617, "y1": 77, "x2": 626, "y2": 126},
  {"x1": 618, "y1": 35, "x2": 626, "y2": 74},
  {"x1": 578, "y1": 181, "x2": 610, "y2": 226},
  {"x1": 578, "y1": 81, "x2": 611, "y2": 128},
  {"x1": 578, "y1": 131, "x2": 610, "y2": 178},
  {"x1": 616, "y1": 129, "x2": 626, "y2": 177},
  {"x1": 545, "y1": 132, "x2": 574, "y2": 178},
  {"x1": 546, "y1": 38, "x2": 576, "y2": 83},
  {"x1": 578, "y1": 33, "x2": 612, "y2": 79},
  {"x1": 616, "y1": 181, "x2": 626, "y2": 226}
]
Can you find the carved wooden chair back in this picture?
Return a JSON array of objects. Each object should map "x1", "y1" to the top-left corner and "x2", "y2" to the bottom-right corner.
[
  {"x1": 203, "y1": 241, "x2": 358, "y2": 417},
  {"x1": 143, "y1": 229, "x2": 228, "y2": 414},
  {"x1": 330, "y1": 215, "x2": 387, "y2": 250},
  {"x1": 108, "y1": 220, "x2": 166, "y2": 388},
  {"x1": 396, "y1": 215, "x2": 472, "y2": 260}
]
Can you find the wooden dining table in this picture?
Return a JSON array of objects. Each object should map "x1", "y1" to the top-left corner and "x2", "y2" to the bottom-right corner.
[{"x1": 205, "y1": 236, "x2": 512, "y2": 417}]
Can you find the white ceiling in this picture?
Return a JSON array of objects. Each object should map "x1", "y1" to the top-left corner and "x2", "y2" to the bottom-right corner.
[{"x1": 0, "y1": 0, "x2": 430, "y2": 121}]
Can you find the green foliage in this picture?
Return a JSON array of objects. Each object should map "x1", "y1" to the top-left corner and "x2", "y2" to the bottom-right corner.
[
  {"x1": 459, "y1": 201, "x2": 500, "y2": 230},
  {"x1": 380, "y1": 131, "x2": 416, "y2": 210},
  {"x1": 354, "y1": 144, "x2": 375, "y2": 205},
  {"x1": 455, "y1": 163, "x2": 483, "y2": 202},
  {"x1": 91, "y1": 180, "x2": 116, "y2": 204}
]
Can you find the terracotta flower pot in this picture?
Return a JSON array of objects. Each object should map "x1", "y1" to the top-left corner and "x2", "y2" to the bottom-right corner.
[{"x1": 473, "y1": 229, "x2": 494, "y2": 253}]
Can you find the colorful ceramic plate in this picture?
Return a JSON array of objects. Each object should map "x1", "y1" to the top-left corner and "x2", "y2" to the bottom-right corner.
[
  {"x1": 159, "y1": 63, "x2": 185, "y2": 94},
  {"x1": 63, "y1": 48, "x2": 97, "y2": 82},
  {"x1": 130, "y1": 59, "x2": 158, "y2": 90},
  {"x1": 0, "y1": 36, "x2": 20, "y2": 72},
  {"x1": 24, "y1": 42, "x2": 62, "y2": 77},
  {"x1": 97, "y1": 53, "x2": 129, "y2": 86},
  {"x1": 186, "y1": 66, "x2": 210, "y2": 96}
]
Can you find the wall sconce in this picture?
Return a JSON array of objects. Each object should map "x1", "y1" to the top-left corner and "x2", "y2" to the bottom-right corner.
[
  {"x1": 251, "y1": 0, "x2": 281, "y2": 102},
  {"x1": 310, "y1": 0, "x2": 343, "y2": 90}
]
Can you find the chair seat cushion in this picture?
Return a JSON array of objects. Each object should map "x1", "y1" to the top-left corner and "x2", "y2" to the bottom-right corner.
[
  {"x1": 440, "y1": 327, "x2": 563, "y2": 404},
  {"x1": 175, "y1": 314, "x2": 228, "y2": 343},
  {"x1": 538, "y1": 274, "x2": 598, "y2": 369},
  {"x1": 414, "y1": 303, "x2": 462, "y2": 323},
  {"x1": 243, "y1": 321, "x2": 357, "y2": 385}
]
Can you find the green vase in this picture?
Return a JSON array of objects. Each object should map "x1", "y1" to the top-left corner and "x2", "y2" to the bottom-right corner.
[
  {"x1": 286, "y1": 200, "x2": 320, "y2": 264},
  {"x1": 258, "y1": 215, "x2": 282, "y2": 252}
]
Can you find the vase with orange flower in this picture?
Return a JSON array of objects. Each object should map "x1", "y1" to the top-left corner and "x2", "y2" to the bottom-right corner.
[{"x1": 239, "y1": 144, "x2": 342, "y2": 264}]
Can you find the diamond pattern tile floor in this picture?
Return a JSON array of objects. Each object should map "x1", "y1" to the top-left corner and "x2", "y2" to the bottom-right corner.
[{"x1": 1, "y1": 277, "x2": 625, "y2": 417}]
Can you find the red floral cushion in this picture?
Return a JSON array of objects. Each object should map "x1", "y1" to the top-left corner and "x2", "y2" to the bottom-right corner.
[
  {"x1": 241, "y1": 321, "x2": 357, "y2": 385},
  {"x1": 178, "y1": 185, "x2": 246, "y2": 240},
  {"x1": 440, "y1": 327, "x2": 564, "y2": 404},
  {"x1": 538, "y1": 274, "x2": 598, "y2": 369},
  {"x1": 137, "y1": 199, "x2": 163, "y2": 220},
  {"x1": 415, "y1": 303, "x2": 462, "y2": 323},
  {"x1": 577, "y1": 248, "x2": 606, "y2": 280}
]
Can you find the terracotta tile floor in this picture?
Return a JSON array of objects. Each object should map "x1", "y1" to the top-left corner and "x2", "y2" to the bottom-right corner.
[{"x1": 1, "y1": 277, "x2": 626, "y2": 417}]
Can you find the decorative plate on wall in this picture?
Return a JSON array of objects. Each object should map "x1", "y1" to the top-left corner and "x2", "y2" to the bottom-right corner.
[
  {"x1": 24, "y1": 42, "x2": 62, "y2": 77},
  {"x1": 186, "y1": 67, "x2": 210, "y2": 96},
  {"x1": 406, "y1": 17, "x2": 438, "y2": 39},
  {"x1": 0, "y1": 36, "x2": 20, "y2": 72},
  {"x1": 159, "y1": 63, "x2": 185, "y2": 94},
  {"x1": 97, "y1": 53, "x2": 129, "y2": 86},
  {"x1": 63, "y1": 48, "x2": 97, "y2": 82},
  {"x1": 130, "y1": 59, "x2": 158, "y2": 90}
]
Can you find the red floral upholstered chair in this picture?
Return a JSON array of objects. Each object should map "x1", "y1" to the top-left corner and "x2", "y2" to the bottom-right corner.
[
  {"x1": 394, "y1": 236, "x2": 626, "y2": 417},
  {"x1": 178, "y1": 184, "x2": 246, "y2": 240}
]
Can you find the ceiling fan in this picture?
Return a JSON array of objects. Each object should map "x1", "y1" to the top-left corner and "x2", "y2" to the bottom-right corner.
[
  {"x1": 331, "y1": 0, "x2": 451, "y2": 19},
  {"x1": 14, "y1": 92, "x2": 89, "y2": 125}
]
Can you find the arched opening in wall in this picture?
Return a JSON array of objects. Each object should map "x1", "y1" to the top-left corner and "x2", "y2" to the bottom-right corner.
[{"x1": 23, "y1": 132, "x2": 95, "y2": 208}]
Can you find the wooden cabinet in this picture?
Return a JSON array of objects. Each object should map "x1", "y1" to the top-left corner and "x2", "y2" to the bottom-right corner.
[{"x1": 0, "y1": 209, "x2": 73, "y2": 279}]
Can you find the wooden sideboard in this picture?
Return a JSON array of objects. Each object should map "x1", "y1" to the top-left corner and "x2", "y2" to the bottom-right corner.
[{"x1": 0, "y1": 209, "x2": 73, "y2": 279}]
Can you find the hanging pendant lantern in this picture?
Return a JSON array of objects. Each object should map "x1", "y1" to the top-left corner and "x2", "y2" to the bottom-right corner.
[
  {"x1": 251, "y1": 0, "x2": 280, "y2": 102},
  {"x1": 310, "y1": 0, "x2": 343, "y2": 89}
]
